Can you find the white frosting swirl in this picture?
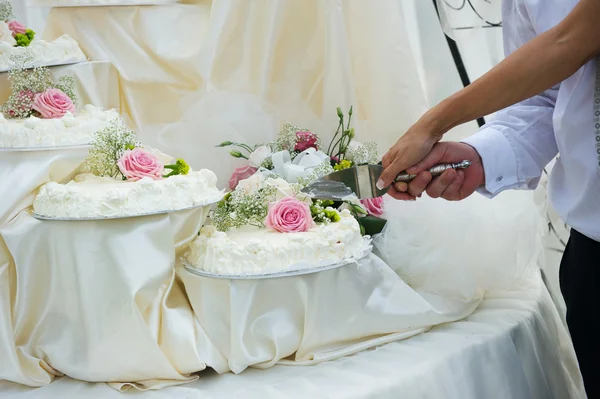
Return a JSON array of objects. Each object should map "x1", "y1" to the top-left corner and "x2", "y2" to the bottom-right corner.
[
  {"x1": 33, "y1": 170, "x2": 223, "y2": 218},
  {"x1": 184, "y1": 210, "x2": 369, "y2": 275},
  {"x1": 0, "y1": 34, "x2": 86, "y2": 71},
  {"x1": 0, "y1": 106, "x2": 119, "y2": 148}
]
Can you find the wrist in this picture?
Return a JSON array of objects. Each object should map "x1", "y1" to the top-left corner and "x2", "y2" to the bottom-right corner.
[
  {"x1": 460, "y1": 142, "x2": 486, "y2": 187},
  {"x1": 417, "y1": 101, "x2": 458, "y2": 141}
]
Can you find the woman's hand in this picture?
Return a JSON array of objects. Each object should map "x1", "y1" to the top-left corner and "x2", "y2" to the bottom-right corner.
[{"x1": 378, "y1": 118, "x2": 443, "y2": 200}]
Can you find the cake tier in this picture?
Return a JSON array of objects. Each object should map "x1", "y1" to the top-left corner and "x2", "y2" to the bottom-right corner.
[
  {"x1": 28, "y1": 0, "x2": 179, "y2": 6},
  {"x1": 185, "y1": 210, "x2": 368, "y2": 276},
  {"x1": 33, "y1": 170, "x2": 223, "y2": 218},
  {"x1": 0, "y1": 34, "x2": 86, "y2": 71},
  {"x1": 0, "y1": 105, "x2": 118, "y2": 148}
]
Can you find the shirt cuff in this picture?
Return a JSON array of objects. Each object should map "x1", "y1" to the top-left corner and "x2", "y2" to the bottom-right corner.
[{"x1": 461, "y1": 128, "x2": 520, "y2": 197}]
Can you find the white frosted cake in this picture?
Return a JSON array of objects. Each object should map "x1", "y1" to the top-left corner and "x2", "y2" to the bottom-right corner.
[
  {"x1": 33, "y1": 170, "x2": 223, "y2": 218},
  {"x1": 185, "y1": 210, "x2": 369, "y2": 275},
  {"x1": 0, "y1": 33, "x2": 86, "y2": 71},
  {"x1": 28, "y1": 0, "x2": 179, "y2": 6},
  {"x1": 0, "y1": 105, "x2": 119, "y2": 148}
]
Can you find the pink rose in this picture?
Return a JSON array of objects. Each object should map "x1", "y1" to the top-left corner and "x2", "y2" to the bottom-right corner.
[
  {"x1": 117, "y1": 148, "x2": 164, "y2": 181},
  {"x1": 361, "y1": 197, "x2": 384, "y2": 217},
  {"x1": 229, "y1": 164, "x2": 258, "y2": 190},
  {"x1": 265, "y1": 196, "x2": 313, "y2": 233},
  {"x1": 8, "y1": 21, "x2": 27, "y2": 36},
  {"x1": 294, "y1": 131, "x2": 318, "y2": 152},
  {"x1": 32, "y1": 88, "x2": 76, "y2": 119}
]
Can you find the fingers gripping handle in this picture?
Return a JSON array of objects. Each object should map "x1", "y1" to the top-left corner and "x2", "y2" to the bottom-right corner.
[{"x1": 393, "y1": 160, "x2": 471, "y2": 183}]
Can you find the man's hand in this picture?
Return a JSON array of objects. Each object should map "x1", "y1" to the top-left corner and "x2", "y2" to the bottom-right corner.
[{"x1": 387, "y1": 142, "x2": 485, "y2": 201}]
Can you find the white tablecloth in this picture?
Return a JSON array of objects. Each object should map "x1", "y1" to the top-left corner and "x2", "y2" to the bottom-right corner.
[{"x1": 0, "y1": 269, "x2": 584, "y2": 399}]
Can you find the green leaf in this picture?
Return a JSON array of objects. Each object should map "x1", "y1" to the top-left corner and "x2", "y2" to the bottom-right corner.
[{"x1": 357, "y1": 216, "x2": 387, "y2": 236}]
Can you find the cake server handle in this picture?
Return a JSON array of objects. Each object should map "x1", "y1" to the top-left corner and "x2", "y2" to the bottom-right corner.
[{"x1": 392, "y1": 160, "x2": 471, "y2": 183}]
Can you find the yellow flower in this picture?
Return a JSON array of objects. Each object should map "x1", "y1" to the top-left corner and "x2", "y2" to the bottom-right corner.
[{"x1": 333, "y1": 159, "x2": 353, "y2": 171}]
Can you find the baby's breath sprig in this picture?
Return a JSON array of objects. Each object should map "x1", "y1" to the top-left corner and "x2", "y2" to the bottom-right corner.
[
  {"x1": 211, "y1": 185, "x2": 281, "y2": 231},
  {"x1": 86, "y1": 119, "x2": 139, "y2": 179},
  {"x1": 0, "y1": 1, "x2": 14, "y2": 21},
  {"x1": 54, "y1": 76, "x2": 78, "y2": 107},
  {"x1": 364, "y1": 141, "x2": 379, "y2": 164},
  {"x1": 276, "y1": 122, "x2": 319, "y2": 153},
  {"x1": 297, "y1": 161, "x2": 334, "y2": 188}
]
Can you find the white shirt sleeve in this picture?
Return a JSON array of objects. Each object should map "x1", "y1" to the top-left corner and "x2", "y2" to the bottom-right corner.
[{"x1": 461, "y1": 89, "x2": 559, "y2": 198}]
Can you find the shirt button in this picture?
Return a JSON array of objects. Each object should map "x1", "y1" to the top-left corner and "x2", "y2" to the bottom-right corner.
[{"x1": 496, "y1": 176, "x2": 503, "y2": 182}]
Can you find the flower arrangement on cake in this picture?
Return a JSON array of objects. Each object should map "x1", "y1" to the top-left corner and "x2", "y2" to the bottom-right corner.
[
  {"x1": 185, "y1": 172, "x2": 370, "y2": 275},
  {"x1": 0, "y1": 1, "x2": 86, "y2": 71},
  {"x1": 33, "y1": 120, "x2": 223, "y2": 219},
  {"x1": 216, "y1": 106, "x2": 387, "y2": 236},
  {"x1": 0, "y1": 54, "x2": 120, "y2": 148}
]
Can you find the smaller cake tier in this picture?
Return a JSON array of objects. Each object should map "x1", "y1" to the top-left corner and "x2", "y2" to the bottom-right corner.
[
  {"x1": 185, "y1": 210, "x2": 368, "y2": 276},
  {"x1": 0, "y1": 105, "x2": 118, "y2": 148},
  {"x1": 33, "y1": 170, "x2": 223, "y2": 218},
  {"x1": 0, "y1": 34, "x2": 86, "y2": 72}
]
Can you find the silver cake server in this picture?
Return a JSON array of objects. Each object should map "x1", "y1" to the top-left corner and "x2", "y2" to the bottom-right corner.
[{"x1": 301, "y1": 160, "x2": 471, "y2": 201}]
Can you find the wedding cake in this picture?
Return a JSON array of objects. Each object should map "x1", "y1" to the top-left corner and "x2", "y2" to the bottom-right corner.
[
  {"x1": 34, "y1": 170, "x2": 222, "y2": 218},
  {"x1": 183, "y1": 109, "x2": 381, "y2": 276},
  {"x1": 185, "y1": 209, "x2": 367, "y2": 275},
  {"x1": 0, "y1": 64, "x2": 119, "y2": 148},
  {"x1": 33, "y1": 124, "x2": 223, "y2": 218},
  {"x1": 0, "y1": 105, "x2": 119, "y2": 148},
  {"x1": 0, "y1": 2, "x2": 85, "y2": 71}
]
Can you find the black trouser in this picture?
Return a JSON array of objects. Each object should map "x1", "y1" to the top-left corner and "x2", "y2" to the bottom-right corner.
[{"x1": 560, "y1": 229, "x2": 600, "y2": 398}]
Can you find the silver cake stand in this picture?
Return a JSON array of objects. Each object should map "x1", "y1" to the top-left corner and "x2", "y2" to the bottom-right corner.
[
  {"x1": 32, "y1": 194, "x2": 224, "y2": 221},
  {"x1": 181, "y1": 244, "x2": 373, "y2": 280}
]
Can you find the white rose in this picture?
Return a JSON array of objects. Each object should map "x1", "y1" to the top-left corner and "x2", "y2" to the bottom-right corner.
[
  {"x1": 248, "y1": 145, "x2": 272, "y2": 168},
  {"x1": 236, "y1": 172, "x2": 264, "y2": 195},
  {"x1": 264, "y1": 177, "x2": 295, "y2": 200},
  {"x1": 0, "y1": 22, "x2": 16, "y2": 47}
]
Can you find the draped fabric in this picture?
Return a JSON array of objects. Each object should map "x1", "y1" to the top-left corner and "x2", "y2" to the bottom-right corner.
[
  {"x1": 0, "y1": 269, "x2": 585, "y2": 398},
  {"x1": 0, "y1": 148, "x2": 88, "y2": 387},
  {"x1": 0, "y1": 207, "x2": 212, "y2": 390},
  {"x1": 42, "y1": 1, "x2": 429, "y2": 187},
  {"x1": 0, "y1": 60, "x2": 122, "y2": 387},
  {"x1": 178, "y1": 254, "x2": 480, "y2": 374}
]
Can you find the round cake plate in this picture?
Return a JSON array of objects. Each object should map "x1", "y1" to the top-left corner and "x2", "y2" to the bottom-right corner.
[
  {"x1": 31, "y1": 193, "x2": 224, "y2": 221},
  {"x1": 0, "y1": 144, "x2": 91, "y2": 152},
  {"x1": 181, "y1": 246, "x2": 373, "y2": 280}
]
